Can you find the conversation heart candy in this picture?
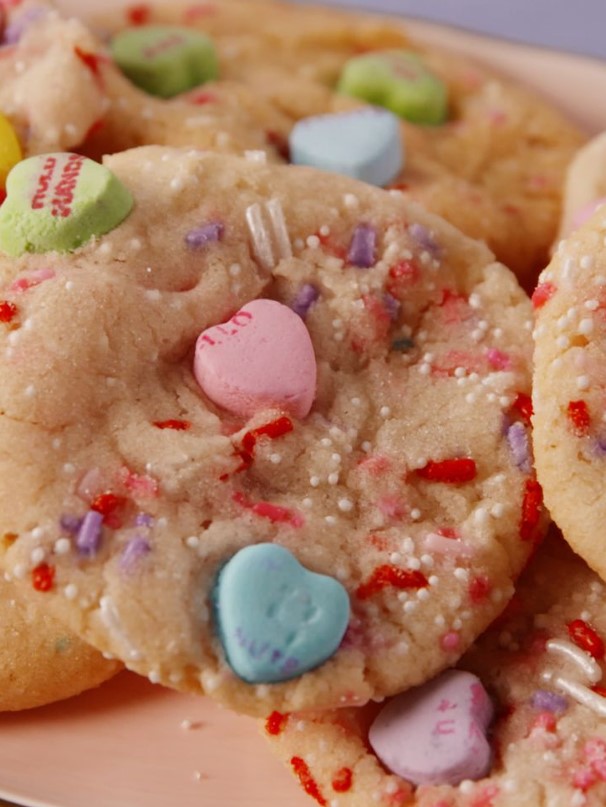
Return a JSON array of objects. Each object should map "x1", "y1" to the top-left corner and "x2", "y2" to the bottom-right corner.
[
  {"x1": 289, "y1": 108, "x2": 403, "y2": 187},
  {"x1": 369, "y1": 670, "x2": 494, "y2": 786},
  {"x1": 0, "y1": 153, "x2": 133, "y2": 256},
  {"x1": 338, "y1": 50, "x2": 448, "y2": 125},
  {"x1": 213, "y1": 543, "x2": 350, "y2": 684},
  {"x1": 110, "y1": 25, "x2": 218, "y2": 98},
  {"x1": 0, "y1": 113, "x2": 22, "y2": 187},
  {"x1": 194, "y1": 298, "x2": 317, "y2": 419}
]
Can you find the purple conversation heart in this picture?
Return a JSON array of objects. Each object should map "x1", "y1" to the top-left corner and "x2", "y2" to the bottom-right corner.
[{"x1": 369, "y1": 669, "x2": 494, "y2": 786}]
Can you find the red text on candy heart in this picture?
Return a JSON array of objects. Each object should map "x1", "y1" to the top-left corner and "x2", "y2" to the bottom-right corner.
[
  {"x1": 143, "y1": 33, "x2": 188, "y2": 59},
  {"x1": 31, "y1": 154, "x2": 85, "y2": 218},
  {"x1": 196, "y1": 309, "x2": 254, "y2": 349}
]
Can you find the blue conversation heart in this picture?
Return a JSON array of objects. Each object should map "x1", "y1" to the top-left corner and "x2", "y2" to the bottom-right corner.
[
  {"x1": 213, "y1": 543, "x2": 350, "y2": 684},
  {"x1": 289, "y1": 108, "x2": 404, "y2": 187}
]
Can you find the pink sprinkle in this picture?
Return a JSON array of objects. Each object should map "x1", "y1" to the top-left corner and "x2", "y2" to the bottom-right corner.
[
  {"x1": 9, "y1": 267, "x2": 55, "y2": 293},
  {"x1": 118, "y1": 467, "x2": 159, "y2": 498},
  {"x1": 441, "y1": 631, "x2": 460, "y2": 651},
  {"x1": 485, "y1": 347, "x2": 511, "y2": 370},
  {"x1": 76, "y1": 467, "x2": 104, "y2": 500},
  {"x1": 423, "y1": 532, "x2": 473, "y2": 558},
  {"x1": 251, "y1": 501, "x2": 304, "y2": 528},
  {"x1": 377, "y1": 496, "x2": 406, "y2": 520}
]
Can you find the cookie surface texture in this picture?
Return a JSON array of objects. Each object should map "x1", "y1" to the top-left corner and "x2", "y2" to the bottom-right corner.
[
  {"x1": 0, "y1": 147, "x2": 542, "y2": 716},
  {"x1": 0, "y1": 576, "x2": 120, "y2": 711},
  {"x1": 533, "y1": 201, "x2": 606, "y2": 580},
  {"x1": 262, "y1": 534, "x2": 606, "y2": 806}
]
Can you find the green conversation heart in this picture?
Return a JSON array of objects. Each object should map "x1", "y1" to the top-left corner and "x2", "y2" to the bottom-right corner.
[
  {"x1": 111, "y1": 25, "x2": 219, "y2": 98},
  {"x1": 0, "y1": 153, "x2": 133, "y2": 256},
  {"x1": 338, "y1": 50, "x2": 448, "y2": 125}
]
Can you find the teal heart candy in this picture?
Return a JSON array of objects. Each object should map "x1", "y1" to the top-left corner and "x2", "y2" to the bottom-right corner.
[
  {"x1": 338, "y1": 50, "x2": 448, "y2": 125},
  {"x1": 213, "y1": 543, "x2": 350, "y2": 684},
  {"x1": 289, "y1": 107, "x2": 403, "y2": 187}
]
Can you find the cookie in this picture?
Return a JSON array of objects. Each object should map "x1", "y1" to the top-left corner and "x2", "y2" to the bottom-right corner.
[
  {"x1": 0, "y1": 146, "x2": 543, "y2": 717},
  {"x1": 0, "y1": 2, "x2": 110, "y2": 155},
  {"x1": 558, "y1": 132, "x2": 606, "y2": 240},
  {"x1": 262, "y1": 533, "x2": 606, "y2": 806},
  {"x1": 533, "y1": 182, "x2": 606, "y2": 582},
  {"x1": 0, "y1": 574, "x2": 120, "y2": 711},
  {"x1": 97, "y1": 0, "x2": 585, "y2": 286}
]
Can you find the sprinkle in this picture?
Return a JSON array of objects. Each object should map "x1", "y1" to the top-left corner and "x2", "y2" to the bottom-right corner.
[
  {"x1": 76, "y1": 510, "x2": 104, "y2": 558},
  {"x1": 519, "y1": 479, "x2": 543, "y2": 542},
  {"x1": 0, "y1": 301, "x2": 17, "y2": 323},
  {"x1": 32, "y1": 563, "x2": 55, "y2": 592},
  {"x1": 291, "y1": 284, "x2": 320, "y2": 318},
  {"x1": 64, "y1": 583, "x2": 78, "y2": 600},
  {"x1": 545, "y1": 638, "x2": 602, "y2": 682},
  {"x1": 531, "y1": 690, "x2": 568, "y2": 713},
  {"x1": 409, "y1": 222, "x2": 440, "y2": 256},
  {"x1": 567, "y1": 400, "x2": 591, "y2": 436},
  {"x1": 331, "y1": 767, "x2": 353, "y2": 793},
  {"x1": 347, "y1": 223, "x2": 377, "y2": 268},
  {"x1": 441, "y1": 631, "x2": 460, "y2": 651},
  {"x1": 266, "y1": 198, "x2": 292, "y2": 261},
  {"x1": 338, "y1": 498, "x2": 354, "y2": 512},
  {"x1": 550, "y1": 676, "x2": 606, "y2": 718},
  {"x1": 356, "y1": 565, "x2": 428, "y2": 599},
  {"x1": 153, "y1": 419, "x2": 191, "y2": 431},
  {"x1": 577, "y1": 375, "x2": 590, "y2": 391},
  {"x1": 511, "y1": 392, "x2": 533, "y2": 426},
  {"x1": 120, "y1": 537, "x2": 151, "y2": 571},
  {"x1": 506, "y1": 422, "x2": 531, "y2": 473},
  {"x1": 567, "y1": 619, "x2": 605, "y2": 661},
  {"x1": 531, "y1": 282, "x2": 556, "y2": 309},
  {"x1": 416, "y1": 458, "x2": 477, "y2": 484},
  {"x1": 60, "y1": 514, "x2": 83, "y2": 535},
  {"x1": 54, "y1": 537, "x2": 71, "y2": 555},
  {"x1": 90, "y1": 492, "x2": 128, "y2": 528},
  {"x1": 265, "y1": 711, "x2": 289, "y2": 735},
  {"x1": 245, "y1": 203, "x2": 275, "y2": 271},
  {"x1": 185, "y1": 222, "x2": 224, "y2": 249},
  {"x1": 290, "y1": 757, "x2": 327, "y2": 806}
]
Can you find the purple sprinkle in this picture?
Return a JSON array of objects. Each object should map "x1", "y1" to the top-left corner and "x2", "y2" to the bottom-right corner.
[
  {"x1": 593, "y1": 437, "x2": 606, "y2": 456},
  {"x1": 348, "y1": 223, "x2": 377, "y2": 268},
  {"x1": 135, "y1": 512, "x2": 154, "y2": 528},
  {"x1": 4, "y1": 8, "x2": 48, "y2": 45},
  {"x1": 185, "y1": 222, "x2": 224, "y2": 249},
  {"x1": 60, "y1": 514, "x2": 83, "y2": 535},
  {"x1": 409, "y1": 222, "x2": 441, "y2": 257},
  {"x1": 383, "y1": 292, "x2": 400, "y2": 321},
  {"x1": 530, "y1": 689, "x2": 568, "y2": 713},
  {"x1": 76, "y1": 510, "x2": 104, "y2": 558},
  {"x1": 506, "y1": 421, "x2": 532, "y2": 473},
  {"x1": 120, "y1": 536, "x2": 151, "y2": 572},
  {"x1": 290, "y1": 284, "x2": 319, "y2": 318}
]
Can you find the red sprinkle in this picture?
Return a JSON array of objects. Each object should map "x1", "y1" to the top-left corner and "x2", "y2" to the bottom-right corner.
[
  {"x1": 356, "y1": 565, "x2": 428, "y2": 600},
  {"x1": 290, "y1": 757, "x2": 327, "y2": 806},
  {"x1": 592, "y1": 685, "x2": 606, "y2": 698},
  {"x1": 531, "y1": 282, "x2": 556, "y2": 309},
  {"x1": 90, "y1": 492, "x2": 128, "y2": 528},
  {"x1": 511, "y1": 392, "x2": 533, "y2": 426},
  {"x1": 469, "y1": 575, "x2": 491, "y2": 604},
  {"x1": 126, "y1": 3, "x2": 151, "y2": 24},
  {"x1": 265, "y1": 711, "x2": 289, "y2": 736},
  {"x1": 331, "y1": 767, "x2": 353, "y2": 793},
  {"x1": 74, "y1": 47, "x2": 104, "y2": 80},
  {"x1": 232, "y1": 491, "x2": 304, "y2": 528},
  {"x1": 0, "y1": 300, "x2": 17, "y2": 323},
  {"x1": 519, "y1": 479, "x2": 543, "y2": 542},
  {"x1": 568, "y1": 619, "x2": 605, "y2": 660},
  {"x1": 188, "y1": 89, "x2": 218, "y2": 105},
  {"x1": 153, "y1": 419, "x2": 191, "y2": 431},
  {"x1": 241, "y1": 416, "x2": 294, "y2": 456},
  {"x1": 32, "y1": 563, "x2": 55, "y2": 592},
  {"x1": 416, "y1": 458, "x2": 477, "y2": 484},
  {"x1": 567, "y1": 400, "x2": 591, "y2": 436}
]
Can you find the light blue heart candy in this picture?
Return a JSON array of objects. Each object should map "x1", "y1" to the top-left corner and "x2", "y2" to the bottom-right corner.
[
  {"x1": 213, "y1": 543, "x2": 350, "y2": 684},
  {"x1": 289, "y1": 108, "x2": 404, "y2": 187}
]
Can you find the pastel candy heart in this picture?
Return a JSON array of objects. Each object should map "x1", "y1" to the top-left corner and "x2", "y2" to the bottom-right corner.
[
  {"x1": 369, "y1": 670, "x2": 494, "y2": 786},
  {"x1": 213, "y1": 543, "x2": 350, "y2": 684},
  {"x1": 338, "y1": 51, "x2": 448, "y2": 125},
  {"x1": 0, "y1": 154, "x2": 133, "y2": 256},
  {"x1": 0, "y1": 113, "x2": 22, "y2": 188},
  {"x1": 111, "y1": 25, "x2": 218, "y2": 98},
  {"x1": 194, "y1": 298, "x2": 317, "y2": 419},
  {"x1": 289, "y1": 108, "x2": 403, "y2": 187}
]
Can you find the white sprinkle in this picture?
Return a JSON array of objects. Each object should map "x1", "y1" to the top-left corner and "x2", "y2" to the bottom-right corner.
[
  {"x1": 454, "y1": 367, "x2": 467, "y2": 378},
  {"x1": 145, "y1": 289, "x2": 161, "y2": 301},
  {"x1": 306, "y1": 235, "x2": 320, "y2": 249},
  {"x1": 170, "y1": 177, "x2": 184, "y2": 191},
  {"x1": 407, "y1": 557, "x2": 421, "y2": 570},
  {"x1": 269, "y1": 453, "x2": 282, "y2": 464},
  {"x1": 24, "y1": 384, "x2": 36, "y2": 397},
  {"x1": 577, "y1": 375, "x2": 590, "y2": 390},
  {"x1": 420, "y1": 554, "x2": 434, "y2": 566},
  {"x1": 63, "y1": 463, "x2": 76, "y2": 475},
  {"x1": 585, "y1": 299, "x2": 599, "y2": 311},
  {"x1": 428, "y1": 575, "x2": 439, "y2": 586},
  {"x1": 434, "y1": 614, "x2": 446, "y2": 627},
  {"x1": 180, "y1": 719, "x2": 194, "y2": 730},
  {"x1": 129, "y1": 238, "x2": 142, "y2": 251},
  {"x1": 328, "y1": 472, "x2": 339, "y2": 485},
  {"x1": 310, "y1": 476, "x2": 320, "y2": 487},
  {"x1": 31, "y1": 547, "x2": 45, "y2": 565},
  {"x1": 32, "y1": 527, "x2": 45, "y2": 540},
  {"x1": 417, "y1": 588, "x2": 430, "y2": 601},
  {"x1": 320, "y1": 438, "x2": 332, "y2": 447},
  {"x1": 148, "y1": 670, "x2": 161, "y2": 684},
  {"x1": 351, "y1": 397, "x2": 361, "y2": 406},
  {"x1": 361, "y1": 441, "x2": 372, "y2": 452},
  {"x1": 229, "y1": 263, "x2": 241, "y2": 277},
  {"x1": 54, "y1": 537, "x2": 71, "y2": 555},
  {"x1": 338, "y1": 498, "x2": 354, "y2": 512},
  {"x1": 244, "y1": 150, "x2": 267, "y2": 163},
  {"x1": 63, "y1": 583, "x2": 78, "y2": 600},
  {"x1": 13, "y1": 564, "x2": 27, "y2": 580},
  {"x1": 490, "y1": 503, "x2": 505, "y2": 518},
  {"x1": 454, "y1": 567, "x2": 468, "y2": 582},
  {"x1": 343, "y1": 193, "x2": 359, "y2": 209},
  {"x1": 580, "y1": 255, "x2": 595, "y2": 270},
  {"x1": 379, "y1": 406, "x2": 391, "y2": 418},
  {"x1": 556, "y1": 335, "x2": 570, "y2": 349},
  {"x1": 410, "y1": 508, "x2": 421, "y2": 520},
  {"x1": 468, "y1": 293, "x2": 481, "y2": 309},
  {"x1": 579, "y1": 318, "x2": 594, "y2": 335},
  {"x1": 331, "y1": 453, "x2": 341, "y2": 463},
  {"x1": 545, "y1": 638, "x2": 602, "y2": 683},
  {"x1": 403, "y1": 600, "x2": 418, "y2": 613},
  {"x1": 302, "y1": 497, "x2": 313, "y2": 508},
  {"x1": 325, "y1": 515, "x2": 337, "y2": 525},
  {"x1": 185, "y1": 536, "x2": 200, "y2": 549}
]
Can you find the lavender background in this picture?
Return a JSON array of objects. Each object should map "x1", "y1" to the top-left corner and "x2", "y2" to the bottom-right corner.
[{"x1": 295, "y1": 0, "x2": 606, "y2": 60}]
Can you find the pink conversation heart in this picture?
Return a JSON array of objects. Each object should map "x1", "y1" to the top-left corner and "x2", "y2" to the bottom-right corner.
[
  {"x1": 369, "y1": 670, "x2": 494, "y2": 786},
  {"x1": 194, "y1": 298, "x2": 317, "y2": 419}
]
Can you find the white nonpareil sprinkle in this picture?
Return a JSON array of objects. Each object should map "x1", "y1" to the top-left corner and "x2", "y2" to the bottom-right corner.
[{"x1": 338, "y1": 498, "x2": 354, "y2": 512}]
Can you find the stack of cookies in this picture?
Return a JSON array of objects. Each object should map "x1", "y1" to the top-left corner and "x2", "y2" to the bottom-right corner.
[{"x1": 0, "y1": 1, "x2": 604, "y2": 805}]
